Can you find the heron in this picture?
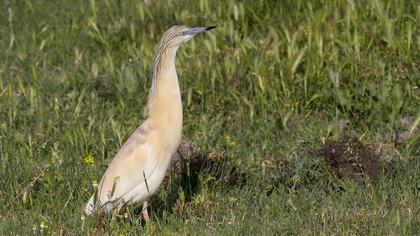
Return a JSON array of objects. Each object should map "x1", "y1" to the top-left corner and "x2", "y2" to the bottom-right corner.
[{"x1": 84, "y1": 25, "x2": 216, "y2": 220}]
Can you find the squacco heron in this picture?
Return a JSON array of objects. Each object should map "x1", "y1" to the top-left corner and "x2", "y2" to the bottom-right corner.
[{"x1": 84, "y1": 25, "x2": 216, "y2": 219}]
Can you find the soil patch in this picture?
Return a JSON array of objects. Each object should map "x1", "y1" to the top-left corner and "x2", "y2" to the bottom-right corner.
[
  {"x1": 321, "y1": 136, "x2": 381, "y2": 183},
  {"x1": 167, "y1": 137, "x2": 246, "y2": 189}
]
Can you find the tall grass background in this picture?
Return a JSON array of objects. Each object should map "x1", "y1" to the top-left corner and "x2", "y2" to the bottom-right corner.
[{"x1": 0, "y1": 0, "x2": 419, "y2": 234}]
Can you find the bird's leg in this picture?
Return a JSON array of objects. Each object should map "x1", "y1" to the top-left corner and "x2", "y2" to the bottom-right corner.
[
  {"x1": 142, "y1": 201, "x2": 150, "y2": 222},
  {"x1": 111, "y1": 208, "x2": 119, "y2": 222},
  {"x1": 111, "y1": 204, "x2": 123, "y2": 222}
]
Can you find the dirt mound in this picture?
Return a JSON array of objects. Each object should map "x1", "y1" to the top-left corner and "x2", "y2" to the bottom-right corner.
[
  {"x1": 167, "y1": 137, "x2": 246, "y2": 189},
  {"x1": 321, "y1": 137, "x2": 380, "y2": 183}
]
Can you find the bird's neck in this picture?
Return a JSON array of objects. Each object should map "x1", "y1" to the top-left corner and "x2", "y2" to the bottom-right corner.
[{"x1": 146, "y1": 48, "x2": 183, "y2": 131}]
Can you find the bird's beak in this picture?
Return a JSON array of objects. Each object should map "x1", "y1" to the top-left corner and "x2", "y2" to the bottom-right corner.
[{"x1": 186, "y1": 25, "x2": 217, "y2": 36}]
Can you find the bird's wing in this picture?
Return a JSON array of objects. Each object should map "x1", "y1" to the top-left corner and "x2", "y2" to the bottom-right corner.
[{"x1": 96, "y1": 122, "x2": 158, "y2": 205}]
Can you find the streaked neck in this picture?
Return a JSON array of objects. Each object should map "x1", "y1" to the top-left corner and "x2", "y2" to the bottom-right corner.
[{"x1": 147, "y1": 47, "x2": 182, "y2": 120}]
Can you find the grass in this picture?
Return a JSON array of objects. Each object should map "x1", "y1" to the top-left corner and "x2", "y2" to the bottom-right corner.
[{"x1": 0, "y1": 0, "x2": 419, "y2": 234}]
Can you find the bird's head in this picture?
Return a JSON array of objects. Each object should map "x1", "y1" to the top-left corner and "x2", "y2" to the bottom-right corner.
[{"x1": 158, "y1": 25, "x2": 216, "y2": 50}]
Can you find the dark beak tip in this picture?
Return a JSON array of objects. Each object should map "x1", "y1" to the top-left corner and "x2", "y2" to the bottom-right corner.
[{"x1": 205, "y1": 25, "x2": 217, "y2": 31}]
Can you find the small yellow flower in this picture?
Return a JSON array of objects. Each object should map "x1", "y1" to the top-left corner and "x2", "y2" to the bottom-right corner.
[
  {"x1": 39, "y1": 221, "x2": 48, "y2": 231},
  {"x1": 225, "y1": 135, "x2": 237, "y2": 149},
  {"x1": 91, "y1": 179, "x2": 98, "y2": 188},
  {"x1": 81, "y1": 215, "x2": 86, "y2": 220},
  {"x1": 114, "y1": 176, "x2": 120, "y2": 183},
  {"x1": 84, "y1": 155, "x2": 95, "y2": 165},
  {"x1": 124, "y1": 212, "x2": 129, "y2": 219}
]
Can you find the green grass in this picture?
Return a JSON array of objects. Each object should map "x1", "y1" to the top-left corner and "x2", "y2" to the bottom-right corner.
[{"x1": 0, "y1": 0, "x2": 419, "y2": 234}]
